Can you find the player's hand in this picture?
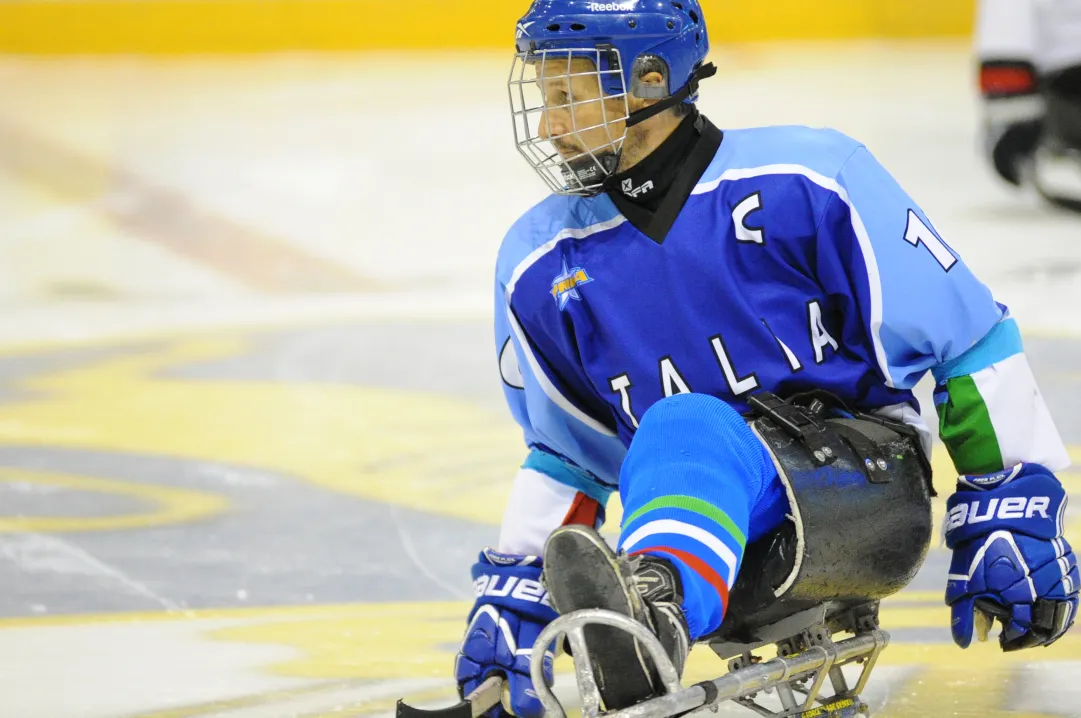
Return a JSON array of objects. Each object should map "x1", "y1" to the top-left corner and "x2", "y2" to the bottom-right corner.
[
  {"x1": 944, "y1": 463, "x2": 1078, "y2": 652},
  {"x1": 454, "y1": 549, "x2": 557, "y2": 718}
]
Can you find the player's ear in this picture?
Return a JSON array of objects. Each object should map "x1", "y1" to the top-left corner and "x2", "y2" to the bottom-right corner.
[{"x1": 629, "y1": 70, "x2": 666, "y2": 111}]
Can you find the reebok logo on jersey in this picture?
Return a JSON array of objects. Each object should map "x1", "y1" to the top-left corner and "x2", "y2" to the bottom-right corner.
[
  {"x1": 946, "y1": 496, "x2": 1052, "y2": 532},
  {"x1": 621, "y1": 178, "x2": 654, "y2": 197},
  {"x1": 588, "y1": 1, "x2": 637, "y2": 10},
  {"x1": 473, "y1": 575, "x2": 553, "y2": 606},
  {"x1": 551, "y1": 258, "x2": 593, "y2": 310}
]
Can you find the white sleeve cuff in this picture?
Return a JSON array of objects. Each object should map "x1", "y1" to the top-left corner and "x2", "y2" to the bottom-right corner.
[{"x1": 497, "y1": 467, "x2": 583, "y2": 556}]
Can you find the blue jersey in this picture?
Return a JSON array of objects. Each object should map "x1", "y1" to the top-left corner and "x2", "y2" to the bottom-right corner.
[{"x1": 495, "y1": 125, "x2": 1027, "y2": 501}]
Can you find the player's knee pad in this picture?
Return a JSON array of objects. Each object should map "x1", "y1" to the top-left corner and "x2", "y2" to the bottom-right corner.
[
  {"x1": 629, "y1": 393, "x2": 767, "y2": 473},
  {"x1": 638, "y1": 392, "x2": 750, "y2": 440},
  {"x1": 622, "y1": 394, "x2": 782, "y2": 525}
]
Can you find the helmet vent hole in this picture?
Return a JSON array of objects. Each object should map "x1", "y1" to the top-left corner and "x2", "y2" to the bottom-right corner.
[
  {"x1": 570, "y1": 22, "x2": 586, "y2": 31},
  {"x1": 671, "y1": 1, "x2": 683, "y2": 9},
  {"x1": 547, "y1": 23, "x2": 561, "y2": 31},
  {"x1": 695, "y1": 32, "x2": 701, "y2": 44},
  {"x1": 689, "y1": 10, "x2": 699, "y2": 23},
  {"x1": 628, "y1": 19, "x2": 637, "y2": 28},
  {"x1": 666, "y1": 20, "x2": 675, "y2": 29}
]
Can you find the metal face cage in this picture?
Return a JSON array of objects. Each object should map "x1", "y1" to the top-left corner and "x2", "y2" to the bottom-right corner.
[{"x1": 509, "y1": 47, "x2": 630, "y2": 196}]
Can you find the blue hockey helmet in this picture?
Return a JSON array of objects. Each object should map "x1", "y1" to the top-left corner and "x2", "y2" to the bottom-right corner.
[
  {"x1": 516, "y1": 0, "x2": 709, "y2": 104},
  {"x1": 509, "y1": 0, "x2": 715, "y2": 194}
]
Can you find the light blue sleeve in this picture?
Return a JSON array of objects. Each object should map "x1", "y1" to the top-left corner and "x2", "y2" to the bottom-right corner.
[
  {"x1": 493, "y1": 192, "x2": 630, "y2": 503},
  {"x1": 494, "y1": 280, "x2": 624, "y2": 503},
  {"x1": 824, "y1": 146, "x2": 1008, "y2": 390},
  {"x1": 823, "y1": 145, "x2": 1069, "y2": 475}
]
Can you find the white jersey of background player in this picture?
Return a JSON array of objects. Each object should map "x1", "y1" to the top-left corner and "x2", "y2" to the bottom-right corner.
[{"x1": 976, "y1": 0, "x2": 1081, "y2": 209}]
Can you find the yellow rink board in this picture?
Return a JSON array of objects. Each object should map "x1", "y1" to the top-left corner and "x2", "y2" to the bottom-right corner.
[{"x1": 0, "y1": 0, "x2": 977, "y2": 54}]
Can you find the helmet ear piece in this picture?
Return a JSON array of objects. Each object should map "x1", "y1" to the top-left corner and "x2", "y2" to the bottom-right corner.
[{"x1": 630, "y1": 55, "x2": 671, "y2": 100}]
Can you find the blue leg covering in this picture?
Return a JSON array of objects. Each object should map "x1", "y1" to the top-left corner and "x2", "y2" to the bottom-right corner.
[{"x1": 618, "y1": 393, "x2": 788, "y2": 639}]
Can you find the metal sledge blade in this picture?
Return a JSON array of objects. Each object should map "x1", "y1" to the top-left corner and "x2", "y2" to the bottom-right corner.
[
  {"x1": 534, "y1": 609, "x2": 885, "y2": 718},
  {"x1": 396, "y1": 676, "x2": 505, "y2": 718}
]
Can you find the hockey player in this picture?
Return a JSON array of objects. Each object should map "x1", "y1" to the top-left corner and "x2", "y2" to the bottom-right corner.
[
  {"x1": 977, "y1": 0, "x2": 1081, "y2": 210},
  {"x1": 455, "y1": 1, "x2": 1080, "y2": 714}
]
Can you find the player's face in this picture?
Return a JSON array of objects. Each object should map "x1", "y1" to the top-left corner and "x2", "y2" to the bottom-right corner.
[{"x1": 535, "y1": 58, "x2": 627, "y2": 161}]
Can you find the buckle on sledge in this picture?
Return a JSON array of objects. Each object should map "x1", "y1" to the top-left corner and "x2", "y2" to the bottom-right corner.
[{"x1": 747, "y1": 392, "x2": 837, "y2": 467}]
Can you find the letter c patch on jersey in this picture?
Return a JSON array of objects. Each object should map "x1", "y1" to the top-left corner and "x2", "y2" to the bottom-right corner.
[{"x1": 733, "y1": 192, "x2": 765, "y2": 244}]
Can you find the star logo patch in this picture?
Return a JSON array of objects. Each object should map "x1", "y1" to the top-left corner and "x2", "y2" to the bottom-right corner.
[{"x1": 550, "y1": 258, "x2": 593, "y2": 310}]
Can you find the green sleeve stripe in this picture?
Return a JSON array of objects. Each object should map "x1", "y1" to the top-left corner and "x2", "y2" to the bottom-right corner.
[
  {"x1": 937, "y1": 374, "x2": 1005, "y2": 475},
  {"x1": 622, "y1": 495, "x2": 747, "y2": 549}
]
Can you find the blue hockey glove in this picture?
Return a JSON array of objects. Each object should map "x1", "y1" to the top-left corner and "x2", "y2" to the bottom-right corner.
[
  {"x1": 454, "y1": 549, "x2": 557, "y2": 718},
  {"x1": 945, "y1": 463, "x2": 1078, "y2": 652}
]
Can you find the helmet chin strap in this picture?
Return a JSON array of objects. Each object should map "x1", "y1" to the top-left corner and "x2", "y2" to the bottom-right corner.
[{"x1": 625, "y1": 62, "x2": 717, "y2": 128}]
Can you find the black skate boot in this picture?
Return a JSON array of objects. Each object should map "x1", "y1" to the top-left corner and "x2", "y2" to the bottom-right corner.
[{"x1": 542, "y1": 524, "x2": 691, "y2": 710}]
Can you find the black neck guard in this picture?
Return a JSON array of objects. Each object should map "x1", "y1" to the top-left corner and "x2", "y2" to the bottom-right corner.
[
  {"x1": 604, "y1": 112, "x2": 723, "y2": 243},
  {"x1": 607, "y1": 111, "x2": 701, "y2": 211}
]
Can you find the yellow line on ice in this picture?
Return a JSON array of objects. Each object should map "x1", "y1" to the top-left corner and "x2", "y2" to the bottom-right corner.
[
  {"x1": 0, "y1": 596, "x2": 1076, "y2": 718},
  {"x1": 0, "y1": 600, "x2": 465, "y2": 630},
  {"x1": 132, "y1": 681, "x2": 371, "y2": 718},
  {"x1": 875, "y1": 662, "x2": 1061, "y2": 718},
  {"x1": 0, "y1": 334, "x2": 526, "y2": 526},
  {"x1": 0, "y1": 329, "x2": 1076, "y2": 536},
  {"x1": 299, "y1": 686, "x2": 457, "y2": 718},
  {"x1": 0, "y1": 467, "x2": 226, "y2": 533}
]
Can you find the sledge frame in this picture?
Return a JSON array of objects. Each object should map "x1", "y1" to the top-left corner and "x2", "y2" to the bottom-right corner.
[{"x1": 530, "y1": 606, "x2": 888, "y2": 718}]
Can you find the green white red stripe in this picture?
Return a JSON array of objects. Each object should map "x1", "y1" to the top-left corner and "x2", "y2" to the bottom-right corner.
[
  {"x1": 936, "y1": 352, "x2": 1070, "y2": 475},
  {"x1": 621, "y1": 519, "x2": 739, "y2": 586}
]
